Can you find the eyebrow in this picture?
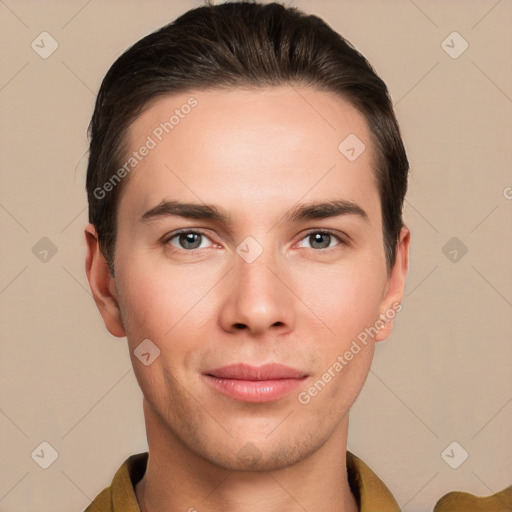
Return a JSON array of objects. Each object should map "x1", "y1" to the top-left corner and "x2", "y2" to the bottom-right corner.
[{"x1": 140, "y1": 198, "x2": 369, "y2": 225}]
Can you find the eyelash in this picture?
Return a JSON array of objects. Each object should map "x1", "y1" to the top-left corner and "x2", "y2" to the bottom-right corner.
[{"x1": 162, "y1": 228, "x2": 347, "y2": 253}]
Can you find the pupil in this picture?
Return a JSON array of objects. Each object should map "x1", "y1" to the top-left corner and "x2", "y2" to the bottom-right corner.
[
  {"x1": 311, "y1": 233, "x2": 330, "y2": 249},
  {"x1": 181, "y1": 233, "x2": 200, "y2": 249}
]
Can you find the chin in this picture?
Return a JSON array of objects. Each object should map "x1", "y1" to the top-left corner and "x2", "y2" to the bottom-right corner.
[{"x1": 197, "y1": 434, "x2": 319, "y2": 473}]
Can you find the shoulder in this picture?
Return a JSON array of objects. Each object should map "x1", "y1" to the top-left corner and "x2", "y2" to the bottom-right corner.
[
  {"x1": 83, "y1": 486, "x2": 112, "y2": 511},
  {"x1": 346, "y1": 450, "x2": 401, "y2": 512},
  {"x1": 82, "y1": 452, "x2": 148, "y2": 512},
  {"x1": 433, "y1": 484, "x2": 512, "y2": 512}
]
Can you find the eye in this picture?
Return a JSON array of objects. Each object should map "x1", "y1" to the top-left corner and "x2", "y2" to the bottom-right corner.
[
  {"x1": 162, "y1": 229, "x2": 346, "y2": 253},
  {"x1": 296, "y1": 230, "x2": 345, "y2": 250},
  {"x1": 164, "y1": 230, "x2": 215, "y2": 251}
]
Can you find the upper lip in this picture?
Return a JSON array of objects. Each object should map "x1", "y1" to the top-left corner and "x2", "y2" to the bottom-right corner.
[{"x1": 204, "y1": 363, "x2": 307, "y2": 380}]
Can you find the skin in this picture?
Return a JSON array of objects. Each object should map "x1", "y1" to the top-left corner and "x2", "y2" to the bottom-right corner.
[{"x1": 85, "y1": 85, "x2": 409, "y2": 512}]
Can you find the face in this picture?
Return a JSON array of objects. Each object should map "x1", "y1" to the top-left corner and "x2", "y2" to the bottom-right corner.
[{"x1": 86, "y1": 85, "x2": 409, "y2": 472}]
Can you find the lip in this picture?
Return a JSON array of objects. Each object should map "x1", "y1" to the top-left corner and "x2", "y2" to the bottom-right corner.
[
  {"x1": 202, "y1": 363, "x2": 308, "y2": 403},
  {"x1": 205, "y1": 363, "x2": 307, "y2": 380}
]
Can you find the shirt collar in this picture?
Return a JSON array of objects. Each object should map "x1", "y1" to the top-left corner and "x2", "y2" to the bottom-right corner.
[{"x1": 106, "y1": 450, "x2": 400, "y2": 512}]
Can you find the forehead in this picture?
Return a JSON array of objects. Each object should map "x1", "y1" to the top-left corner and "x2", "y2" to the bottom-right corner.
[{"x1": 118, "y1": 85, "x2": 379, "y2": 223}]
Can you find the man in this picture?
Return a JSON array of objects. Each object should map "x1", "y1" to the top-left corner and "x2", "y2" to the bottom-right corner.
[{"x1": 83, "y1": 1, "x2": 510, "y2": 511}]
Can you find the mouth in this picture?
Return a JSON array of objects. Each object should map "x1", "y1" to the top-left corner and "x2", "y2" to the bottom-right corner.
[{"x1": 202, "y1": 363, "x2": 308, "y2": 403}]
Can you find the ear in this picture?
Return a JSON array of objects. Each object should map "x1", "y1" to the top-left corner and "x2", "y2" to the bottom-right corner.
[
  {"x1": 375, "y1": 226, "x2": 410, "y2": 342},
  {"x1": 84, "y1": 223, "x2": 126, "y2": 338}
]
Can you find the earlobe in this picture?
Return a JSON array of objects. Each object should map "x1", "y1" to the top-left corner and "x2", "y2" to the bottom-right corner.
[
  {"x1": 84, "y1": 223, "x2": 126, "y2": 338},
  {"x1": 375, "y1": 226, "x2": 410, "y2": 342}
]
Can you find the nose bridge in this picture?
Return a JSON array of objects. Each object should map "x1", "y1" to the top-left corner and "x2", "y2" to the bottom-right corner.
[
  {"x1": 220, "y1": 234, "x2": 294, "y2": 334},
  {"x1": 236, "y1": 240, "x2": 279, "y2": 292},
  {"x1": 235, "y1": 234, "x2": 283, "y2": 302}
]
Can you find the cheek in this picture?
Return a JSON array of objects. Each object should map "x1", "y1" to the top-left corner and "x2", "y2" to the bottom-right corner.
[
  {"x1": 115, "y1": 254, "x2": 173, "y2": 339},
  {"x1": 296, "y1": 265, "x2": 381, "y2": 411},
  {"x1": 115, "y1": 255, "x2": 215, "y2": 354},
  {"x1": 294, "y1": 258, "x2": 387, "y2": 344},
  {"x1": 115, "y1": 263, "x2": 200, "y2": 399}
]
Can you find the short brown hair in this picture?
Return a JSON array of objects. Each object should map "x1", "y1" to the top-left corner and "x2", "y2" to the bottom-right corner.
[{"x1": 86, "y1": 0, "x2": 409, "y2": 275}]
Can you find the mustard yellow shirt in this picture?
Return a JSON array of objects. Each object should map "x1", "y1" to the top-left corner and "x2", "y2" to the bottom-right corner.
[{"x1": 83, "y1": 451, "x2": 512, "y2": 512}]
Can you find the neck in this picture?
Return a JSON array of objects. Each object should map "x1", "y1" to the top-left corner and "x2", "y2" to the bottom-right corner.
[{"x1": 136, "y1": 399, "x2": 359, "y2": 512}]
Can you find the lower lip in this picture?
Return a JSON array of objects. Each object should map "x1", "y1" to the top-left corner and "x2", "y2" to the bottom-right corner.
[{"x1": 202, "y1": 375, "x2": 307, "y2": 403}]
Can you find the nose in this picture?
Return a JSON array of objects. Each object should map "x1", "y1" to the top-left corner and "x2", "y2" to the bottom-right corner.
[{"x1": 218, "y1": 245, "x2": 295, "y2": 337}]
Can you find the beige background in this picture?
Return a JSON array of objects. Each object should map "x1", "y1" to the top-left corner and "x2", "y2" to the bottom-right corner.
[{"x1": 1, "y1": 1, "x2": 511, "y2": 511}]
